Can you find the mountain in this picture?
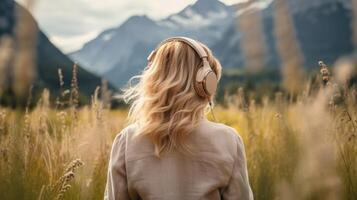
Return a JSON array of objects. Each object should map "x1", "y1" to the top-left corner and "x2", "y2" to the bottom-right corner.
[
  {"x1": 71, "y1": 0, "x2": 355, "y2": 88},
  {"x1": 159, "y1": 0, "x2": 233, "y2": 38},
  {"x1": 213, "y1": 0, "x2": 278, "y2": 69},
  {"x1": 286, "y1": 0, "x2": 351, "y2": 13},
  {"x1": 70, "y1": 0, "x2": 235, "y2": 86},
  {"x1": 71, "y1": 15, "x2": 169, "y2": 76},
  {"x1": 0, "y1": 0, "x2": 105, "y2": 105},
  {"x1": 217, "y1": 0, "x2": 354, "y2": 69},
  {"x1": 293, "y1": 1, "x2": 353, "y2": 66}
]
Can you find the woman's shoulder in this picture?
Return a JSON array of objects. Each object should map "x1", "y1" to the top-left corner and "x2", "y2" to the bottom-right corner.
[
  {"x1": 205, "y1": 121, "x2": 247, "y2": 157},
  {"x1": 199, "y1": 119, "x2": 243, "y2": 142},
  {"x1": 112, "y1": 123, "x2": 138, "y2": 144},
  {"x1": 194, "y1": 119, "x2": 244, "y2": 155}
]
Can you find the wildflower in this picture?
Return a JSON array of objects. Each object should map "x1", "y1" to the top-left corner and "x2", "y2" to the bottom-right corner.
[
  {"x1": 319, "y1": 61, "x2": 331, "y2": 86},
  {"x1": 58, "y1": 68, "x2": 64, "y2": 87}
]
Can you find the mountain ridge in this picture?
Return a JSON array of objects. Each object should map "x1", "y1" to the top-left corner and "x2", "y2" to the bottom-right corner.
[
  {"x1": 70, "y1": 0, "x2": 355, "y2": 87},
  {"x1": 0, "y1": 0, "x2": 106, "y2": 105},
  {"x1": 70, "y1": 0, "x2": 234, "y2": 80}
]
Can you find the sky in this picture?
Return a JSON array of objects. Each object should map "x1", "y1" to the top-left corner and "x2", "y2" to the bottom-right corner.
[{"x1": 16, "y1": 0, "x2": 244, "y2": 53}]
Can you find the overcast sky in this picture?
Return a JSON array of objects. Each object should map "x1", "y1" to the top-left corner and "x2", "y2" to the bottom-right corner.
[{"x1": 15, "y1": 0, "x2": 244, "y2": 53}]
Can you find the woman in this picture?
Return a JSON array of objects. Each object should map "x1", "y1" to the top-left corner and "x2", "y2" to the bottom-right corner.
[{"x1": 105, "y1": 37, "x2": 253, "y2": 200}]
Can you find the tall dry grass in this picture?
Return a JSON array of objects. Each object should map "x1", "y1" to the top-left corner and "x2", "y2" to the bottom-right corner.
[
  {"x1": 0, "y1": 0, "x2": 356, "y2": 199},
  {"x1": 220, "y1": 62, "x2": 357, "y2": 199},
  {"x1": 0, "y1": 65, "x2": 127, "y2": 199},
  {"x1": 0, "y1": 61, "x2": 356, "y2": 199}
]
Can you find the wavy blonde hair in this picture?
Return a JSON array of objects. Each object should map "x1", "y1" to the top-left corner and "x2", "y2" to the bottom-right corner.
[{"x1": 122, "y1": 40, "x2": 222, "y2": 156}]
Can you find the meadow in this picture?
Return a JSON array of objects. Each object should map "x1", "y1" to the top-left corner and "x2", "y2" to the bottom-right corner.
[
  {"x1": 1, "y1": 0, "x2": 357, "y2": 199},
  {"x1": 0, "y1": 62, "x2": 356, "y2": 200}
]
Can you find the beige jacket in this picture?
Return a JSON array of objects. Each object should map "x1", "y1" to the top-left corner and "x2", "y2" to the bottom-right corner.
[{"x1": 104, "y1": 119, "x2": 253, "y2": 200}]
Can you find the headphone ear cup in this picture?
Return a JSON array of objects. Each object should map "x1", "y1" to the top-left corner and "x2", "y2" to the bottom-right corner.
[
  {"x1": 195, "y1": 81, "x2": 207, "y2": 98},
  {"x1": 195, "y1": 67, "x2": 218, "y2": 98},
  {"x1": 203, "y1": 71, "x2": 218, "y2": 96},
  {"x1": 195, "y1": 67, "x2": 207, "y2": 98}
]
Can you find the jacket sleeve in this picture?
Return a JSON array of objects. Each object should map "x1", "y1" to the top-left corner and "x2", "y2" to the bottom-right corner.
[
  {"x1": 222, "y1": 132, "x2": 254, "y2": 200},
  {"x1": 104, "y1": 129, "x2": 130, "y2": 200}
]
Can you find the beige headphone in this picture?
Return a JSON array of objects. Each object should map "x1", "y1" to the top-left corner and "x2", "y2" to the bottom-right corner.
[{"x1": 147, "y1": 37, "x2": 218, "y2": 99}]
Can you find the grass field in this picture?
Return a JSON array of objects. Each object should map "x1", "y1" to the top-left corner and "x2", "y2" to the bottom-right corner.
[
  {"x1": 1, "y1": 0, "x2": 356, "y2": 199},
  {"x1": 0, "y1": 70, "x2": 356, "y2": 200}
]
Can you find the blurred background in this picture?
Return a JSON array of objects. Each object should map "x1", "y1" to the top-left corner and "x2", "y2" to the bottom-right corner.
[
  {"x1": 0, "y1": 0, "x2": 356, "y2": 199},
  {"x1": 1, "y1": 0, "x2": 355, "y2": 104}
]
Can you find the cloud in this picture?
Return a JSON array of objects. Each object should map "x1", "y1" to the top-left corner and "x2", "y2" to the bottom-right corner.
[
  {"x1": 49, "y1": 30, "x2": 99, "y2": 52},
  {"x1": 16, "y1": 0, "x2": 243, "y2": 53}
]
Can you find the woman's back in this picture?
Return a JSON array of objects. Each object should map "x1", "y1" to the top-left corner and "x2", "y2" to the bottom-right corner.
[
  {"x1": 105, "y1": 119, "x2": 253, "y2": 200},
  {"x1": 105, "y1": 37, "x2": 253, "y2": 199}
]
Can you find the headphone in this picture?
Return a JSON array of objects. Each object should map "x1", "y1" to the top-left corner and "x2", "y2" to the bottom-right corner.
[{"x1": 147, "y1": 37, "x2": 218, "y2": 99}]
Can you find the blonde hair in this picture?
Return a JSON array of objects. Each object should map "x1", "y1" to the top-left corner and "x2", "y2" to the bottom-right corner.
[{"x1": 122, "y1": 40, "x2": 222, "y2": 156}]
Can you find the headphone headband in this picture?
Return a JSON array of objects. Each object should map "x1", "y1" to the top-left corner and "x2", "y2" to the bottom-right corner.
[
  {"x1": 159, "y1": 37, "x2": 208, "y2": 59},
  {"x1": 147, "y1": 36, "x2": 218, "y2": 99},
  {"x1": 147, "y1": 37, "x2": 208, "y2": 61}
]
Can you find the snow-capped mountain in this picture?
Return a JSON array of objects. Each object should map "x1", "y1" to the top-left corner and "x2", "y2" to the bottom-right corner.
[
  {"x1": 71, "y1": 0, "x2": 355, "y2": 87},
  {"x1": 160, "y1": 0, "x2": 231, "y2": 30},
  {"x1": 70, "y1": 0, "x2": 234, "y2": 79},
  {"x1": 71, "y1": 15, "x2": 168, "y2": 75},
  {"x1": 216, "y1": 0, "x2": 353, "y2": 69}
]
